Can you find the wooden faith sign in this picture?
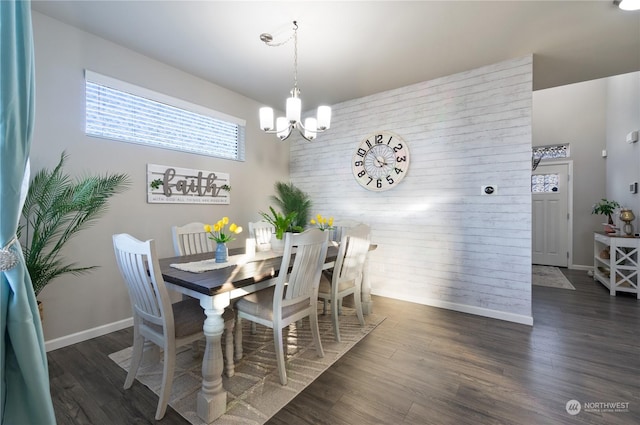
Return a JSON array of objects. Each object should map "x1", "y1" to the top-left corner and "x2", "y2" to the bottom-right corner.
[{"x1": 147, "y1": 164, "x2": 230, "y2": 204}]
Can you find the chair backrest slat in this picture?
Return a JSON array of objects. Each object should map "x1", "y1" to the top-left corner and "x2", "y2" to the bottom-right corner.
[
  {"x1": 275, "y1": 229, "x2": 328, "y2": 308},
  {"x1": 329, "y1": 219, "x2": 362, "y2": 243},
  {"x1": 333, "y1": 224, "x2": 371, "y2": 293},
  {"x1": 172, "y1": 222, "x2": 214, "y2": 256},
  {"x1": 338, "y1": 235, "x2": 370, "y2": 282},
  {"x1": 248, "y1": 221, "x2": 275, "y2": 246}
]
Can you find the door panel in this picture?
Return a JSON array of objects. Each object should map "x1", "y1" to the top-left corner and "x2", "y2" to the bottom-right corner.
[{"x1": 532, "y1": 163, "x2": 569, "y2": 267}]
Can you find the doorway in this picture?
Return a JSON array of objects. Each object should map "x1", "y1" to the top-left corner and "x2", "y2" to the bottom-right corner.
[{"x1": 532, "y1": 161, "x2": 573, "y2": 267}]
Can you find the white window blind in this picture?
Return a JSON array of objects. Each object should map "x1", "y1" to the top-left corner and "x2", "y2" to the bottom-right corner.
[{"x1": 85, "y1": 70, "x2": 245, "y2": 161}]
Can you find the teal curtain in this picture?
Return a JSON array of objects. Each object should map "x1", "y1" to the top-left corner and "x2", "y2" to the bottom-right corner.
[{"x1": 1, "y1": 1, "x2": 57, "y2": 423}]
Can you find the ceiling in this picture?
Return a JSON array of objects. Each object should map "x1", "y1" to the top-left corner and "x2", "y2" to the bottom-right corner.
[{"x1": 31, "y1": 1, "x2": 640, "y2": 110}]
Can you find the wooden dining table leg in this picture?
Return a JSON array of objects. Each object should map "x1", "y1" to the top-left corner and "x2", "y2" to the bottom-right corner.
[{"x1": 197, "y1": 295, "x2": 229, "y2": 423}]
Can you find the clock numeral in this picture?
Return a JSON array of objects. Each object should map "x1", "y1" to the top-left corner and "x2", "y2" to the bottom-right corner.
[
  {"x1": 396, "y1": 155, "x2": 406, "y2": 162},
  {"x1": 354, "y1": 160, "x2": 363, "y2": 167},
  {"x1": 386, "y1": 176, "x2": 394, "y2": 185},
  {"x1": 357, "y1": 170, "x2": 366, "y2": 178},
  {"x1": 357, "y1": 148, "x2": 367, "y2": 157},
  {"x1": 394, "y1": 167, "x2": 403, "y2": 175},
  {"x1": 365, "y1": 139, "x2": 372, "y2": 149},
  {"x1": 366, "y1": 177, "x2": 373, "y2": 186},
  {"x1": 375, "y1": 134, "x2": 384, "y2": 144},
  {"x1": 393, "y1": 143, "x2": 404, "y2": 153},
  {"x1": 376, "y1": 179, "x2": 382, "y2": 189}
]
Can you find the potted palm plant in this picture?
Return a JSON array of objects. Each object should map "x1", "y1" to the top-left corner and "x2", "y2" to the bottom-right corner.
[
  {"x1": 18, "y1": 152, "x2": 130, "y2": 300},
  {"x1": 592, "y1": 198, "x2": 621, "y2": 233},
  {"x1": 270, "y1": 182, "x2": 312, "y2": 231}
]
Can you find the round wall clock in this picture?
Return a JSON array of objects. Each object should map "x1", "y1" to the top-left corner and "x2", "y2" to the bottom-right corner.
[{"x1": 352, "y1": 131, "x2": 410, "y2": 192}]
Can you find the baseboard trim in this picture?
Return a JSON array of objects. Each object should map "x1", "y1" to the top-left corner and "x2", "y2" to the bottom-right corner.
[
  {"x1": 570, "y1": 264, "x2": 592, "y2": 271},
  {"x1": 372, "y1": 290, "x2": 533, "y2": 326},
  {"x1": 45, "y1": 317, "x2": 133, "y2": 352}
]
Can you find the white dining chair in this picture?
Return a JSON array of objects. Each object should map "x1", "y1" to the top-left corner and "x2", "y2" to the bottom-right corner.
[
  {"x1": 248, "y1": 220, "x2": 275, "y2": 251},
  {"x1": 112, "y1": 233, "x2": 233, "y2": 420},
  {"x1": 318, "y1": 224, "x2": 370, "y2": 342},
  {"x1": 234, "y1": 228, "x2": 329, "y2": 385},
  {"x1": 171, "y1": 221, "x2": 214, "y2": 256},
  {"x1": 328, "y1": 219, "x2": 362, "y2": 243}
]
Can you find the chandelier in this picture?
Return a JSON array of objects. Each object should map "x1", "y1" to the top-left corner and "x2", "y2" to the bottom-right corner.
[{"x1": 258, "y1": 21, "x2": 331, "y2": 141}]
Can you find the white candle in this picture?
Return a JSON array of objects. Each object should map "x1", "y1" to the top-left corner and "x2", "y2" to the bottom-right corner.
[{"x1": 245, "y1": 238, "x2": 256, "y2": 259}]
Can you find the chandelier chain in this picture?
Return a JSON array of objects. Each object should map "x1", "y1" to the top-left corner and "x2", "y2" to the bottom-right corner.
[
  {"x1": 293, "y1": 25, "x2": 298, "y2": 91},
  {"x1": 261, "y1": 21, "x2": 299, "y2": 92}
]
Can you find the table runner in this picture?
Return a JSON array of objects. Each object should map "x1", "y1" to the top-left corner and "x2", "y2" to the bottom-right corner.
[{"x1": 170, "y1": 250, "x2": 280, "y2": 273}]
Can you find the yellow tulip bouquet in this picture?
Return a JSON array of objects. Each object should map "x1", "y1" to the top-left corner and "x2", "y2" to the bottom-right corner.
[
  {"x1": 204, "y1": 217, "x2": 243, "y2": 243},
  {"x1": 310, "y1": 214, "x2": 334, "y2": 231}
]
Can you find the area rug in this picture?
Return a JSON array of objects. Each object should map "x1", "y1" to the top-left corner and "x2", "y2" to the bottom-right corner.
[
  {"x1": 109, "y1": 307, "x2": 385, "y2": 425},
  {"x1": 532, "y1": 265, "x2": 575, "y2": 290}
]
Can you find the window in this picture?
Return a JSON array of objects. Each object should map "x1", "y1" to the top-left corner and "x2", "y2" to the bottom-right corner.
[
  {"x1": 532, "y1": 144, "x2": 569, "y2": 171},
  {"x1": 531, "y1": 173, "x2": 559, "y2": 193},
  {"x1": 85, "y1": 70, "x2": 245, "y2": 161},
  {"x1": 532, "y1": 144, "x2": 569, "y2": 160}
]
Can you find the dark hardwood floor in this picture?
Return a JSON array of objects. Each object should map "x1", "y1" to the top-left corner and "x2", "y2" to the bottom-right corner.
[{"x1": 48, "y1": 269, "x2": 639, "y2": 425}]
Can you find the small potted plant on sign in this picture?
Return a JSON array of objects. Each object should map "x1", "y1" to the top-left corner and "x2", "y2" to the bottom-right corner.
[{"x1": 592, "y1": 198, "x2": 620, "y2": 233}]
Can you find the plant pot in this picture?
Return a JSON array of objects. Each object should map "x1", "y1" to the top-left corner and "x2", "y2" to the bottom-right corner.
[
  {"x1": 270, "y1": 234, "x2": 285, "y2": 254},
  {"x1": 215, "y1": 243, "x2": 228, "y2": 263}
]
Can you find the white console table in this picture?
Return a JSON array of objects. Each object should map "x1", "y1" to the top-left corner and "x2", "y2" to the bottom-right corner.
[{"x1": 593, "y1": 232, "x2": 640, "y2": 298}]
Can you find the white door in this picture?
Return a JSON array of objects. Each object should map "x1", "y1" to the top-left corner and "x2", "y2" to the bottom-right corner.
[{"x1": 532, "y1": 163, "x2": 570, "y2": 267}]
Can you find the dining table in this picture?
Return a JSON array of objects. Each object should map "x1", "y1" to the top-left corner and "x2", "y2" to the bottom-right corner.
[{"x1": 158, "y1": 244, "x2": 340, "y2": 423}]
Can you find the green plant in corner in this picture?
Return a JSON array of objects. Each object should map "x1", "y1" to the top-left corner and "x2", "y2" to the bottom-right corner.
[
  {"x1": 591, "y1": 198, "x2": 621, "y2": 225},
  {"x1": 270, "y1": 181, "x2": 312, "y2": 231},
  {"x1": 17, "y1": 152, "x2": 130, "y2": 296},
  {"x1": 259, "y1": 207, "x2": 302, "y2": 240}
]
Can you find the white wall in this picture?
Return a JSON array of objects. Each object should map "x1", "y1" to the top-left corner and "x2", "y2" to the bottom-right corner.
[
  {"x1": 290, "y1": 57, "x2": 533, "y2": 325},
  {"x1": 532, "y1": 79, "x2": 608, "y2": 267},
  {"x1": 31, "y1": 12, "x2": 290, "y2": 346},
  {"x1": 532, "y1": 72, "x2": 640, "y2": 267},
  {"x1": 606, "y1": 72, "x2": 640, "y2": 230}
]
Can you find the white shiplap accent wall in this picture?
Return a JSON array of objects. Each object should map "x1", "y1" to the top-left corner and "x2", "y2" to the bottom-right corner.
[{"x1": 291, "y1": 56, "x2": 533, "y2": 325}]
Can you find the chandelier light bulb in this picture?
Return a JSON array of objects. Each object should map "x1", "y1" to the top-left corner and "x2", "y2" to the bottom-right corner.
[
  {"x1": 618, "y1": 0, "x2": 640, "y2": 11},
  {"x1": 276, "y1": 117, "x2": 289, "y2": 140},
  {"x1": 286, "y1": 95, "x2": 301, "y2": 124},
  {"x1": 317, "y1": 106, "x2": 331, "y2": 130},
  {"x1": 259, "y1": 107, "x2": 274, "y2": 131},
  {"x1": 304, "y1": 117, "x2": 317, "y2": 140}
]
